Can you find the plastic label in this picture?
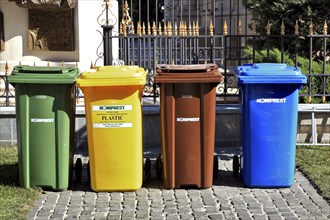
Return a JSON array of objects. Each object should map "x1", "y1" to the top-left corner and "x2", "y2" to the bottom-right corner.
[
  {"x1": 92, "y1": 105, "x2": 133, "y2": 128},
  {"x1": 31, "y1": 118, "x2": 54, "y2": 123},
  {"x1": 176, "y1": 117, "x2": 200, "y2": 122},
  {"x1": 256, "y1": 98, "x2": 287, "y2": 104}
]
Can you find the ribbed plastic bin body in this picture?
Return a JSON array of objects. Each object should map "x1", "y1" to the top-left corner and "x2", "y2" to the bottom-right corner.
[
  {"x1": 235, "y1": 63, "x2": 307, "y2": 187},
  {"x1": 8, "y1": 65, "x2": 79, "y2": 190},
  {"x1": 155, "y1": 64, "x2": 223, "y2": 189},
  {"x1": 76, "y1": 66, "x2": 146, "y2": 192}
]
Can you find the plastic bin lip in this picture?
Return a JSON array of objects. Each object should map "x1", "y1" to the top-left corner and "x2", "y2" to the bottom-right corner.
[
  {"x1": 235, "y1": 63, "x2": 301, "y2": 77},
  {"x1": 236, "y1": 63, "x2": 302, "y2": 76},
  {"x1": 157, "y1": 64, "x2": 218, "y2": 73},
  {"x1": 12, "y1": 65, "x2": 76, "y2": 74},
  {"x1": 155, "y1": 64, "x2": 223, "y2": 83},
  {"x1": 234, "y1": 63, "x2": 307, "y2": 84},
  {"x1": 8, "y1": 65, "x2": 80, "y2": 84},
  {"x1": 76, "y1": 65, "x2": 146, "y2": 87}
]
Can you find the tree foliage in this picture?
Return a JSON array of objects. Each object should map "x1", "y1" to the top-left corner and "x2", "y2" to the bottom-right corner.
[{"x1": 242, "y1": 0, "x2": 329, "y2": 35}]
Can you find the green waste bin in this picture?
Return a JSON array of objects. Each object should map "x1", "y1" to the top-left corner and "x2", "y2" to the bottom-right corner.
[{"x1": 8, "y1": 65, "x2": 80, "y2": 190}]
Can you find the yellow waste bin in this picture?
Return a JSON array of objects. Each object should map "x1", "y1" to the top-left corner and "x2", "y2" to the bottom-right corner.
[{"x1": 76, "y1": 66, "x2": 146, "y2": 192}]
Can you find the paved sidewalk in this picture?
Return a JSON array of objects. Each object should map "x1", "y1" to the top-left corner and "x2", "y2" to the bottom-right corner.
[{"x1": 26, "y1": 148, "x2": 329, "y2": 220}]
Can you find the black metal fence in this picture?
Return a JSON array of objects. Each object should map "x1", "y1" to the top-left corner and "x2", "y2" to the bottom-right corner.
[
  {"x1": 97, "y1": 27, "x2": 329, "y2": 104},
  {"x1": 0, "y1": 0, "x2": 329, "y2": 106}
]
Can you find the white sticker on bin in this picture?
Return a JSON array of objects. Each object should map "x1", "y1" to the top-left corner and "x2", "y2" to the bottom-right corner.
[
  {"x1": 92, "y1": 105, "x2": 132, "y2": 111},
  {"x1": 93, "y1": 123, "x2": 133, "y2": 128},
  {"x1": 31, "y1": 118, "x2": 54, "y2": 123},
  {"x1": 176, "y1": 117, "x2": 200, "y2": 122},
  {"x1": 256, "y1": 98, "x2": 287, "y2": 104}
]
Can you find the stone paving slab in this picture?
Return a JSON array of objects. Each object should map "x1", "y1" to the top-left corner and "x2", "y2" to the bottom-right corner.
[{"x1": 26, "y1": 148, "x2": 329, "y2": 220}]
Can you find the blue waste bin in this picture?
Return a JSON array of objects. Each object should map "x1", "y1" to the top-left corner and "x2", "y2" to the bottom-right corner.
[{"x1": 234, "y1": 63, "x2": 307, "y2": 187}]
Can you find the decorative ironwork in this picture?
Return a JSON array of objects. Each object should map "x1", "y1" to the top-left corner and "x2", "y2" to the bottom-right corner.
[
  {"x1": 94, "y1": 30, "x2": 104, "y2": 67},
  {"x1": 0, "y1": 62, "x2": 14, "y2": 106},
  {"x1": 97, "y1": 0, "x2": 117, "y2": 26}
]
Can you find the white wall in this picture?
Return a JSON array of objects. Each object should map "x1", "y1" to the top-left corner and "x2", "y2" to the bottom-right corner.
[{"x1": 0, "y1": 0, "x2": 119, "y2": 72}]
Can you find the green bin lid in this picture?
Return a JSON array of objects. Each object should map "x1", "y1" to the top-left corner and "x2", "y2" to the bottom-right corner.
[
  {"x1": 8, "y1": 65, "x2": 80, "y2": 84},
  {"x1": 76, "y1": 66, "x2": 146, "y2": 87}
]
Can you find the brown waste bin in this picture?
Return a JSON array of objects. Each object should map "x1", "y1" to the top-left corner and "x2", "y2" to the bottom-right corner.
[{"x1": 155, "y1": 64, "x2": 223, "y2": 189}]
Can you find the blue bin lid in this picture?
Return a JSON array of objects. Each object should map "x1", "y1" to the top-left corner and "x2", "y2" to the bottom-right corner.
[{"x1": 234, "y1": 63, "x2": 307, "y2": 84}]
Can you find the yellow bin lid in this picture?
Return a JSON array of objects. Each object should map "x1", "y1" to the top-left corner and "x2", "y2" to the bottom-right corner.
[{"x1": 76, "y1": 66, "x2": 146, "y2": 87}]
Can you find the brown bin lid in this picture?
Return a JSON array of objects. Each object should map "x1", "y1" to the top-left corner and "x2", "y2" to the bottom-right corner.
[{"x1": 155, "y1": 64, "x2": 223, "y2": 83}]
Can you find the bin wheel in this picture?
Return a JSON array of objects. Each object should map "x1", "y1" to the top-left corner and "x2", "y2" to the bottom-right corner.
[
  {"x1": 213, "y1": 155, "x2": 219, "y2": 179},
  {"x1": 144, "y1": 158, "x2": 152, "y2": 180},
  {"x1": 233, "y1": 155, "x2": 240, "y2": 177},
  {"x1": 155, "y1": 154, "x2": 162, "y2": 180},
  {"x1": 75, "y1": 158, "x2": 83, "y2": 182}
]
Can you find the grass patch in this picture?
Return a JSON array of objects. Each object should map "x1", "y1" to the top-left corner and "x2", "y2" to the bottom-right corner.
[
  {"x1": 296, "y1": 145, "x2": 330, "y2": 201},
  {"x1": 0, "y1": 146, "x2": 40, "y2": 220}
]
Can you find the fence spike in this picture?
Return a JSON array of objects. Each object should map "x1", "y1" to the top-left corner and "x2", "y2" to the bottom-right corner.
[
  {"x1": 266, "y1": 20, "x2": 271, "y2": 35},
  {"x1": 168, "y1": 21, "x2": 172, "y2": 36},
  {"x1": 90, "y1": 61, "x2": 93, "y2": 69},
  {"x1": 5, "y1": 61, "x2": 8, "y2": 76},
  {"x1": 123, "y1": 22, "x2": 127, "y2": 36},
  {"x1": 323, "y1": 20, "x2": 328, "y2": 35},
  {"x1": 164, "y1": 21, "x2": 168, "y2": 36},
  {"x1": 295, "y1": 20, "x2": 299, "y2": 35},
  {"x1": 119, "y1": 22, "x2": 123, "y2": 35},
  {"x1": 189, "y1": 21, "x2": 192, "y2": 36},
  {"x1": 158, "y1": 23, "x2": 162, "y2": 36},
  {"x1": 309, "y1": 18, "x2": 313, "y2": 35},
  {"x1": 137, "y1": 21, "x2": 142, "y2": 36},
  {"x1": 131, "y1": 22, "x2": 135, "y2": 35},
  {"x1": 280, "y1": 20, "x2": 285, "y2": 35},
  {"x1": 152, "y1": 21, "x2": 157, "y2": 36},
  {"x1": 142, "y1": 22, "x2": 146, "y2": 35},
  {"x1": 210, "y1": 20, "x2": 214, "y2": 36},
  {"x1": 196, "y1": 20, "x2": 199, "y2": 36},
  {"x1": 174, "y1": 22, "x2": 178, "y2": 36},
  {"x1": 179, "y1": 21, "x2": 183, "y2": 36},
  {"x1": 252, "y1": 20, "x2": 256, "y2": 35},
  {"x1": 147, "y1": 22, "x2": 151, "y2": 35},
  {"x1": 238, "y1": 20, "x2": 242, "y2": 35},
  {"x1": 223, "y1": 20, "x2": 228, "y2": 35}
]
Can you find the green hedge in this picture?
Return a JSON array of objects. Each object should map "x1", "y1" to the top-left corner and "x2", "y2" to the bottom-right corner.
[{"x1": 243, "y1": 46, "x2": 330, "y2": 103}]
